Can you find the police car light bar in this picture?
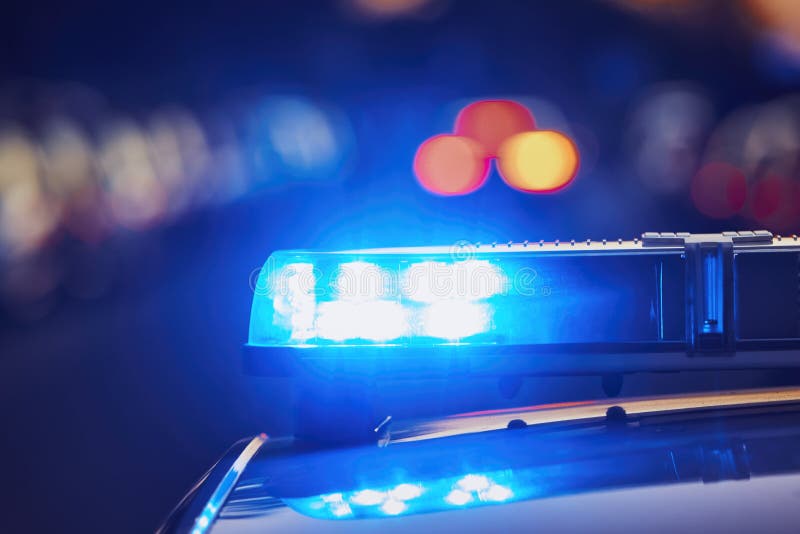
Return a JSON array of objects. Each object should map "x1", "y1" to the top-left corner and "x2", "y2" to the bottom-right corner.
[{"x1": 245, "y1": 231, "x2": 800, "y2": 377}]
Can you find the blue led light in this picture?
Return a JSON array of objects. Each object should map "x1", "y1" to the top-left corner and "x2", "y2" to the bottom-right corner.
[
  {"x1": 457, "y1": 474, "x2": 490, "y2": 492},
  {"x1": 483, "y1": 484, "x2": 514, "y2": 502},
  {"x1": 251, "y1": 252, "x2": 507, "y2": 345},
  {"x1": 389, "y1": 483, "x2": 423, "y2": 501},
  {"x1": 331, "y1": 503, "x2": 353, "y2": 518},
  {"x1": 269, "y1": 262, "x2": 317, "y2": 342},
  {"x1": 334, "y1": 261, "x2": 393, "y2": 301},
  {"x1": 249, "y1": 245, "x2": 686, "y2": 348},
  {"x1": 444, "y1": 489, "x2": 473, "y2": 506},
  {"x1": 350, "y1": 489, "x2": 386, "y2": 506},
  {"x1": 422, "y1": 301, "x2": 491, "y2": 340},
  {"x1": 402, "y1": 260, "x2": 506, "y2": 302},
  {"x1": 317, "y1": 300, "x2": 409, "y2": 341},
  {"x1": 380, "y1": 499, "x2": 407, "y2": 515}
]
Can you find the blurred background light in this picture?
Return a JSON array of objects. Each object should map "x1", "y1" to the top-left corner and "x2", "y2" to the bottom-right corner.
[
  {"x1": 413, "y1": 134, "x2": 490, "y2": 195},
  {"x1": 245, "y1": 96, "x2": 353, "y2": 186},
  {"x1": 741, "y1": 97, "x2": 800, "y2": 179},
  {"x1": 4, "y1": 2, "x2": 800, "y2": 531},
  {"x1": 690, "y1": 162, "x2": 747, "y2": 219},
  {"x1": 454, "y1": 100, "x2": 536, "y2": 157},
  {"x1": 497, "y1": 130, "x2": 579, "y2": 193},
  {"x1": 99, "y1": 119, "x2": 167, "y2": 230},
  {"x1": 750, "y1": 173, "x2": 800, "y2": 231},
  {"x1": 341, "y1": 0, "x2": 445, "y2": 21},
  {"x1": 699, "y1": 94, "x2": 800, "y2": 230},
  {"x1": 40, "y1": 118, "x2": 95, "y2": 197},
  {"x1": 611, "y1": 0, "x2": 701, "y2": 16},
  {"x1": 746, "y1": 0, "x2": 800, "y2": 54},
  {"x1": 0, "y1": 125, "x2": 61, "y2": 258},
  {"x1": 627, "y1": 83, "x2": 713, "y2": 195},
  {"x1": 38, "y1": 118, "x2": 110, "y2": 244},
  {"x1": 146, "y1": 108, "x2": 211, "y2": 217}
]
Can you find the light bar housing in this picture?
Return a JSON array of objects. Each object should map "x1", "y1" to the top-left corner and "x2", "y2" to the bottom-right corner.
[{"x1": 245, "y1": 231, "x2": 800, "y2": 376}]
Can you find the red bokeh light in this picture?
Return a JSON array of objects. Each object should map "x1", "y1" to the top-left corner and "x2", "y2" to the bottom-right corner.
[
  {"x1": 454, "y1": 100, "x2": 536, "y2": 157},
  {"x1": 751, "y1": 174, "x2": 800, "y2": 231},
  {"x1": 413, "y1": 134, "x2": 490, "y2": 196},
  {"x1": 690, "y1": 162, "x2": 747, "y2": 219}
]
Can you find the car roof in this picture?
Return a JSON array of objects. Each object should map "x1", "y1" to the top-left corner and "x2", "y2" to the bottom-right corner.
[
  {"x1": 170, "y1": 387, "x2": 800, "y2": 533},
  {"x1": 212, "y1": 473, "x2": 800, "y2": 534}
]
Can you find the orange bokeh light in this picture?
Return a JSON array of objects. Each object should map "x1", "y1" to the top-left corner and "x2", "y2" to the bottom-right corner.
[
  {"x1": 413, "y1": 134, "x2": 490, "y2": 196},
  {"x1": 454, "y1": 100, "x2": 536, "y2": 157},
  {"x1": 496, "y1": 131, "x2": 579, "y2": 193},
  {"x1": 690, "y1": 162, "x2": 747, "y2": 219},
  {"x1": 746, "y1": 0, "x2": 800, "y2": 40}
]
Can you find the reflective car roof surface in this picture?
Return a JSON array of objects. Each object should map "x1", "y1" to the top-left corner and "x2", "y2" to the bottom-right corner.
[{"x1": 193, "y1": 388, "x2": 800, "y2": 533}]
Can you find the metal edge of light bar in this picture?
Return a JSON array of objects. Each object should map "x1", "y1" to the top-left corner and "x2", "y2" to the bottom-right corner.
[
  {"x1": 242, "y1": 343, "x2": 800, "y2": 377},
  {"x1": 283, "y1": 230, "x2": 785, "y2": 256}
]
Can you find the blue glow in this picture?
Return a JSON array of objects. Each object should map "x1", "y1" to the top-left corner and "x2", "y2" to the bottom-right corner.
[
  {"x1": 318, "y1": 493, "x2": 353, "y2": 518},
  {"x1": 422, "y1": 301, "x2": 490, "y2": 340},
  {"x1": 249, "y1": 246, "x2": 684, "y2": 347},
  {"x1": 282, "y1": 469, "x2": 524, "y2": 520},
  {"x1": 246, "y1": 96, "x2": 353, "y2": 183}
]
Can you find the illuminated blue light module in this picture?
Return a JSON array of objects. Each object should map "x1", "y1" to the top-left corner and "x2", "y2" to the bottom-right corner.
[{"x1": 248, "y1": 243, "x2": 685, "y2": 348}]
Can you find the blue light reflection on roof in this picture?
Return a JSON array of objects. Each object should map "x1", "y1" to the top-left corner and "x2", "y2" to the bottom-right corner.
[{"x1": 282, "y1": 471, "x2": 519, "y2": 520}]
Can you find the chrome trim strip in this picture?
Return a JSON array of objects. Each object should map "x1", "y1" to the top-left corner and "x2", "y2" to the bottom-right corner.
[{"x1": 190, "y1": 434, "x2": 267, "y2": 534}]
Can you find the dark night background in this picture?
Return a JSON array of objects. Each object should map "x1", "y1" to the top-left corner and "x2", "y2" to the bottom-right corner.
[{"x1": 1, "y1": 1, "x2": 800, "y2": 532}]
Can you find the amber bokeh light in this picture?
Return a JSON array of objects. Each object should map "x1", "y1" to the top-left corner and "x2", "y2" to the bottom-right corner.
[
  {"x1": 414, "y1": 100, "x2": 580, "y2": 196},
  {"x1": 497, "y1": 131, "x2": 579, "y2": 193}
]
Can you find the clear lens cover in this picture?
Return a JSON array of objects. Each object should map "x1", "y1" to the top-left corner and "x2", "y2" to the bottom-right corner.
[{"x1": 248, "y1": 244, "x2": 686, "y2": 348}]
